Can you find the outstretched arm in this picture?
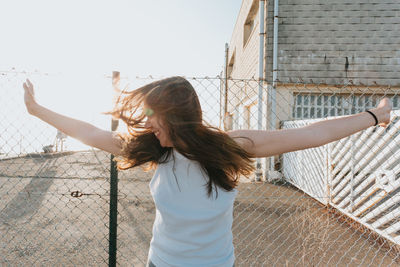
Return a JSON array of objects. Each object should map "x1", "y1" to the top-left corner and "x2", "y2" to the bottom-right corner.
[
  {"x1": 228, "y1": 98, "x2": 392, "y2": 158},
  {"x1": 23, "y1": 79, "x2": 124, "y2": 156}
]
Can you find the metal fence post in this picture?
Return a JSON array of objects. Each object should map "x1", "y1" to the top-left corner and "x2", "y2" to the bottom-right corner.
[
  {"x1": 224, "y1": 43, "x2": 229, "y2": 131},
  {"x1": 350, "y1": 134, "x2": 355, "y2": 212},
  {"x1": 109, "y1": 71, "x2": 120, "y2": 267},
  {"x1": 326, "y1": 142, "x2": 332, "y2": 204}
]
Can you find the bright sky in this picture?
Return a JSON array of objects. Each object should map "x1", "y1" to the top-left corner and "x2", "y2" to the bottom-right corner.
[
  {"x1": 1, "y1": 0, "x2": 241, "y2": 77},
  {"x1": 0, "y1": 0, "x2": 242, "y2": 153}
]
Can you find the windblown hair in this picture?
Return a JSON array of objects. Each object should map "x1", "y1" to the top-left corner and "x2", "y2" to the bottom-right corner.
[{"x1": 107, "y1": 76, "x2": 255, "y2": 197}]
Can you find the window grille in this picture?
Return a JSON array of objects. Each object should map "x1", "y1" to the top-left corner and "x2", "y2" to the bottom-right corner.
[{"x1": 292, "y1": 93, "x2": 400, "y2": 120}]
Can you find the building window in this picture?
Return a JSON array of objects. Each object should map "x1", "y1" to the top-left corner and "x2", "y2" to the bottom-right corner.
[
  {"x1": 292, "y1": 93, "x2": 400, "y2": 120},
  {"x1": 224, "y1": 112, "x2": 233, "y2": 131},
  {"x1": 245, "y1": 103, "x2": 258, "y2": 129},
  {"x1": 244, "y1": 105, "x2": 251, "y2": 129},
  {"x1": 243, "y1": 0, "x2": 259, "y2": 47}
]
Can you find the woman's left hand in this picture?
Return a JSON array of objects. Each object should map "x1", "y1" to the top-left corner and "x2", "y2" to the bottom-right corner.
[{"x1": 371, "y1": 97, "x2": 392, "y2": 128}]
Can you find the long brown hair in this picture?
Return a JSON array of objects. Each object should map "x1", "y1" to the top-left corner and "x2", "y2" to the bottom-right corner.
[{"x1": 107, "y1": 76, "x2": 255, "y2": 197}]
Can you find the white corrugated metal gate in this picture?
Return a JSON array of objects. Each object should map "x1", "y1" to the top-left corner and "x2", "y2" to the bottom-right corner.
[{"x1": 282, "y1": 110, "x2": 400, "y2": 246}]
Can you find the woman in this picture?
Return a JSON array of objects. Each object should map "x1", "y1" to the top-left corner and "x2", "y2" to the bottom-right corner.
[{"x1": 23, "y1": 77, "x2": 392, "y2": 267}]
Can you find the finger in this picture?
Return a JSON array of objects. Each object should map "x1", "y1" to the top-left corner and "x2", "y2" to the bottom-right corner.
[
  {"x1": 27, "y1": 79, "x2": 34, "y2": 89},
  {"x1": 23, "y1": 82, "x2": 30, "y2": 91},
  {"x1": 23, "y1": 83, "x2": 33, "y2": 96},
  {"x1": 23, "y1": 82, "x2": 29, "y2": 90}
]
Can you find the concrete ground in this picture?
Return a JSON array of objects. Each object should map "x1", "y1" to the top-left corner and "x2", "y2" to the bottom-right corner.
[{"x1": 0, "y1": 151, "x2": 398, "y2": 266}]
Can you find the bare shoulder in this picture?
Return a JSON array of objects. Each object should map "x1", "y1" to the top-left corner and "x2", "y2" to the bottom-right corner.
[{"x1": 112, "y1": 131, "x2": 128, "y2": 141}]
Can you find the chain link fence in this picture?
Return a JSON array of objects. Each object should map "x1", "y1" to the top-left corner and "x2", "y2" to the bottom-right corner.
[
  {"x1": 1, "y1": 70, "x2": 399, "y2": 266},
  {"x1": 0, "y1": 71, "x2": 113, "y2": 266}
]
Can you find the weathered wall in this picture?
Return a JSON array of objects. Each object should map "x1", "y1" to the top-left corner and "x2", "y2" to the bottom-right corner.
[
  {"x1": 264, "y1": 0, "x2": 400, "y2": 86},
  {"x1": 228, "y1": 0, "x2": 260, "y2": 80}
]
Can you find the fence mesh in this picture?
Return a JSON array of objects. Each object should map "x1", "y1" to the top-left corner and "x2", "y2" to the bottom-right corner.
[
  {"x1": 1, "y1": 71, "x2": 399, "y2": 266},
  {"x1": 0, "y1": 71, "x2": 111, "y2": 266}
]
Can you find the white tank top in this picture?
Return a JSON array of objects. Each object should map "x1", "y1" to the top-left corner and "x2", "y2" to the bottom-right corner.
[{"x1": 148, "y1": 149, "x2": 237, "y2": 267}]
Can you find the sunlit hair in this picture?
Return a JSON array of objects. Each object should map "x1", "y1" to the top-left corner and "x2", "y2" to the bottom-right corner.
[{"x1": 107, "y1": 76, "x2": 255, "y2": 197}]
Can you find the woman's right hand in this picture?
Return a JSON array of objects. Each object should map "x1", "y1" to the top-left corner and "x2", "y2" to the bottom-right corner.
[{"x1": 23, "y1": 79, "x2": 39, "y2": 115}]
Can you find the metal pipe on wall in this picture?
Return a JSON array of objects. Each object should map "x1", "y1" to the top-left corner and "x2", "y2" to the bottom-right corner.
[
  {"x1": 269, "y1": 0, "x2": 279, "y2": 173},
  {"x1": 256, "y1": 0, "x2": 266, "y2": 181}
]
